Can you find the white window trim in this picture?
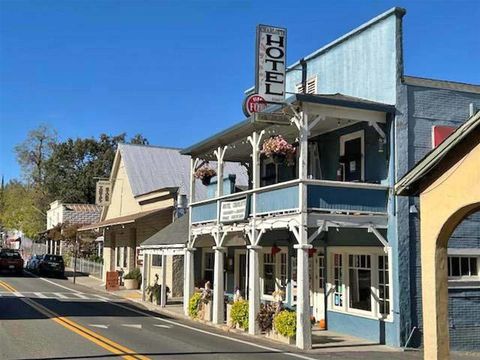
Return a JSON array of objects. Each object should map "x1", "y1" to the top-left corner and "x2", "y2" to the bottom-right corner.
[
  {"x1": 339, "y1": 130, "x2": 365, "y2": 182},
  {"x1": 327, "y1": 246, "x2": 393, "y2": 322},
  {"x1": 260, "y1": 247, "x2": 288, "y2": 301}
]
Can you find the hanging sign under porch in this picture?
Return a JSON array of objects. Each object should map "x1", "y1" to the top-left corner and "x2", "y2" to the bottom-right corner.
[
  {"x1": 255, "y1": 24, "x2": 287, "y2": 104},
  {"x1": 220, "y1": 197, "x2": 248, "y2": 223}
]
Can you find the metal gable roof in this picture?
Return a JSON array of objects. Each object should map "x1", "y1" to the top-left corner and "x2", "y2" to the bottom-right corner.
[{"x1": 119, "y1": 144, "x2": 248, "y2": 200}]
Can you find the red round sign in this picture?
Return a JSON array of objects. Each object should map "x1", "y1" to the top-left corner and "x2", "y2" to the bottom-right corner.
[{"x1": 243, "y1": 94, "x2": 267, "y2": 117}]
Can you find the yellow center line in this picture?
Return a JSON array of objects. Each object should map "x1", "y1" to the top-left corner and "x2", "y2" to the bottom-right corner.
[{"x1": 0, "y1": 279, "x2": 149, "y2": 360}]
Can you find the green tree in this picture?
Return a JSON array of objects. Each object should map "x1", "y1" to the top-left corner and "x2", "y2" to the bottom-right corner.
[
  {"x1": 0, "y1": 180, "x2": 45, "y2": 238},
  {"x1": 14, "y1": 124, "x2": 57, "y2": 188}
]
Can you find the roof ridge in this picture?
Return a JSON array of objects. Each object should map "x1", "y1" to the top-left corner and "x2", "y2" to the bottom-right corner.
[{"x1": 118, "y1": 143, "x2": 182, "y2": 151}]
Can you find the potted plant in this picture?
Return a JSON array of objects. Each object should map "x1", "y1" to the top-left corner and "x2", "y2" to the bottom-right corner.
[
  {"x1": 271, "y1": 310, "x2": 296, "y2": 345},
  {"x1": 194, "y1": 164, "x2": 217, "y2": 185},
  {"x1": 123, "y1": 268, "x2": 141, "y2": 290},
  {"x1": 146, "y1": 283, "x2": 170, "y2": 305},
  {"x1": 261, "y1": 135, "x2": 296, "y2": 166},
  {"x1": 230, "y1": 299, "x2": 249, "y2": 331}
]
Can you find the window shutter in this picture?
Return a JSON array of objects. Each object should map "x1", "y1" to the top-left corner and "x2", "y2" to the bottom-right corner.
[{"x1": 295, "y1": 76, "x2": 317, "y2": 94}]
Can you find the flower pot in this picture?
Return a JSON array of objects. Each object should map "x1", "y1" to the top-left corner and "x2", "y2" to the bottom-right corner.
[
  {"x1": 272, "y1": 153, "x2": 286, "y2": 165},
  {"x1": 266, "y1": 330, "x2": 295, "y2": 345},
  {"x1": 124, "y1": 279, "x2": 138, "y2": 290},
  {"x1": 319, "y1": 318, "x2": 326, "y2": 330},
  {"x1": 201, "y1": 176, "x2": 212, "y2": 186}
]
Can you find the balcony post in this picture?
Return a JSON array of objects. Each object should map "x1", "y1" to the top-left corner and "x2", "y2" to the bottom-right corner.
[
  {"x1": 183, "y1": 247, "x2": 196, "y2": 316},
  {"x1": 214, "y1": 146, "x2": 227, "y2": 199},
  {"x1": 247, "y1": 243, "x2": 262, "y2": 335},
  {"x1": 141, "y1": 252, "x2": 148, "y2": 302},
  {"x1": 212, "y1": 245, "x2": 226, "y2": 324},
  {"x1": 294, "y1": 243, "x2": 313, "y2": 350}
]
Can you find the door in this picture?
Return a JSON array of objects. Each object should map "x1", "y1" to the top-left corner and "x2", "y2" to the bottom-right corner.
[
  {"x1": 235, "y1": 250, "x2": 248, "y2": 298},
  {"x1": 340, "y1": 131, "x2": 364, "y2": 182},
  {"x1": 309, "y1": 253, "x2": 325, "y2": 323}
]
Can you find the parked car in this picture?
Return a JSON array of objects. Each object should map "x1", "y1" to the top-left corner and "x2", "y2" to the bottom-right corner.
[
  {"x1": 38, "y1": 254, "x2": 65, "y2": 277},
  {"x1": 26, "y1": 254, "x2": 43, "y2": 271},
  {"x1": 0, "y1": 250, "x2": 24, "y2": 275}
]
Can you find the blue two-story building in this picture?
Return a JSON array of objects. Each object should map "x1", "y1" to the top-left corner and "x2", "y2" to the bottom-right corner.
[{"x1": 181, "y1": 7, "x2": 480, "y2": 351}]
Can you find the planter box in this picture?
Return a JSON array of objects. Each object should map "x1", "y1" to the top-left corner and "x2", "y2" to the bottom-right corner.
[
  {"x1": 266, "y1": 330, "x2": 295, "y2": 345},
  {"x1": 124, "y1": 279, "x2": 138, "y2": 290},
  {"x1": 226, "y1": 304, "x2": 233, "y2": 327},
  {"x1": 202, "y1": 301, "x2": 212, "y2": 322}
]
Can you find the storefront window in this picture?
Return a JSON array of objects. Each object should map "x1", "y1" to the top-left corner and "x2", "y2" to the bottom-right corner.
[
  {"x1": 116, "y1": 247, "x2": 121, "y2": 267},
  {"x1": 348, "y1": 254, "x2": 372, "y2": 312},
  {"x1": 378, "y1": 255, "x2": 390, "y2": 316},
  {"x1": 123, "y1": 246, "x2": 128, "y2": 268}
]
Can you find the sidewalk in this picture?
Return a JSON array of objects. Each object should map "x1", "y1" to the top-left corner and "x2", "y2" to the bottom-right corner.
[{"x1": 64, "y1": 273, "x2": 478, "y2": 359}]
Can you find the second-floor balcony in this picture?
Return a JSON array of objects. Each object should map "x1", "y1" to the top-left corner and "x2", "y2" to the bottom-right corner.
[
  {"x1": 184, "y1": 93, "x2": 395, "y2": 226},
  {"x1": 191, "y1": 179, "x2": 389, "y2": 224}
]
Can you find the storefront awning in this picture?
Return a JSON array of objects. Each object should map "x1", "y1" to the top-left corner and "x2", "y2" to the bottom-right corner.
[{"x1": 78, "y1": 207, "x2": 173, "y2": 232}]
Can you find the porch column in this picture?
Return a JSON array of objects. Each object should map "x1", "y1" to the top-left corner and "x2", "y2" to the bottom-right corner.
[
  {"x1": 59, "y1": 240, "x2": 63, "y2": 255},
  {"x1": 141, "y1": 252, "x2": 148, "y2": 302},
  {"x1": 183, "y1": 247, "x2": 195, "y2": 316},
  {"x1": 247, "y1": 244, "x2": 262, "y2": 335},
  {"x1": 294, "y1": 243, "x2": 313, "y2": 350},
  {"x1": 160, "y1": 254, "x2": 167, "y2": 307},
  {"x1": 212, "y1": 246, "x2": 226, "y2": 324}
]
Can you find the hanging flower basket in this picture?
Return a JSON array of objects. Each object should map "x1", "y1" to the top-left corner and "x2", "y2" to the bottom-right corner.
[
  {"x1": 194, "y1": 165, "x2": 216, "y2": 185},
  {"x1": 261, "y1": 135, "x2": 296, "y2": 166}
]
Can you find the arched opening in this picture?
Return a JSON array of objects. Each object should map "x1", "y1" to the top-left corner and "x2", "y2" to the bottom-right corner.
[{"x1": 435, "y1": 205, "x2": 480, "y2": 352}]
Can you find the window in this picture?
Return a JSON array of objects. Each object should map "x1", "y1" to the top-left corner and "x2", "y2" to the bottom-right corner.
[
  {"x1": 123, "y1": 246, "x2": 128, "y2": 268},
  {"x1": 329, "y1": 248, "x2": 392, "y2": 320},
  {"x1": 263, "y1": 253, "x2": 276, "y2": 295},
  {"x1": 378, "y1": 255, "x2": 390, "y2": 317},
  {"x1": 152, "y1": 255, "x2": 162, "y2": 267},
  {"x1": 349, "y1": 255, "x2": 372, "y2": 312},
  {"x1": 333, "y1": 253, "x2": 343, "y2": 307},
  {"x1": 203, "y1": 251, "x2": 215, "y2": 284},
  {"x1": 318, "y1": 255, "x2": 325, "y2": 290},
  {"x1": 295, "y1": 76, "x2": 317, "y2": 94},
  {"x1": 448, "y1": 256, "x2": 478, "y2": 279}
]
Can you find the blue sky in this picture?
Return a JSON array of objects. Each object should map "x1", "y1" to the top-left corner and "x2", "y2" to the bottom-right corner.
[{"x1": 1, "y1": 0, "x2": 478, "y2": 182}]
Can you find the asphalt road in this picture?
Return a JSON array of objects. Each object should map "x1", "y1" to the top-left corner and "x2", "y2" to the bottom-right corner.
[{"x1": 0, "y1": 272, "x2": 477, "y2": 360}]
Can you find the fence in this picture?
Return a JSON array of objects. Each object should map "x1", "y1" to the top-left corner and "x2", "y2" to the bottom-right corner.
[{"x1": 69, "y1": 257, "x2": 103, "y2": 279}]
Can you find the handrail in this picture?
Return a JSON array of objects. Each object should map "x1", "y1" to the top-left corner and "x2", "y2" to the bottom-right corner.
[{"x1": 190, "y1": 178, "x2": 389, "y2": 207}]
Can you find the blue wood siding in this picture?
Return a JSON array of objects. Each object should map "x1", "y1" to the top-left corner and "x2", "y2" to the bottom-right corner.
[
  {"x1": 255, "y1": 185, "x2": 299, "y2": 214},
  {"x1": 191, "y1": 201, "x2": 217, "y2": 223},
  {"x1": 307, "y1": 184, "x2": 388, "y2": 213}
]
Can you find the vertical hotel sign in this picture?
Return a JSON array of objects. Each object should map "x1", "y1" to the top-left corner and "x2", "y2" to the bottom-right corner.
[
  {"x1": 96, "y1": 180, "x2": 112, "y2": 206},
  {"x1": 255, "y1": 25, "x2": 287, "y2": 103}
]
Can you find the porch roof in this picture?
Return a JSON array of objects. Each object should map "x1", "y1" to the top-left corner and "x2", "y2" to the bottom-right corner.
[
  {"x1": 181, "y1": 93, "x2": 395, "y2": 159},
  {"x1": 140, "y1": 215, "x2": 188, "y2": 248},
  {"x1": 77, "y1": 207, "x2": 173, "y2": 232}
]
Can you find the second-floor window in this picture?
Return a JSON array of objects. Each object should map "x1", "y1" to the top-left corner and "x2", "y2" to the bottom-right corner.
[{"x1": 448, "y1": 256, "x2": 478, "y2": 280}]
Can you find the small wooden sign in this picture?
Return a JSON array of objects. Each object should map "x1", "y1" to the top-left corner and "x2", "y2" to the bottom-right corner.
[{"x1": 105, "y1": 271, "x2": 119, "y2": 291}]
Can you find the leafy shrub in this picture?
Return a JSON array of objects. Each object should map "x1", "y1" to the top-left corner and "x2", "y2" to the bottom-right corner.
[
  {"x1": 256, "y1": 303, "x2": 275, "y2": 332},
  {"x1": 230, "y1": 299, "x2": 249, "y2": 330},
  {"x1": 188, "y1": 292, "x2": 203, "y2": 319},
  {"x1": 273, "y1": 310, "x2": 296, "y2": 338}
]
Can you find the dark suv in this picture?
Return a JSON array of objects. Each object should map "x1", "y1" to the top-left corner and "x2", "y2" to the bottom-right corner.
[{"x1": 38, "y1": 254, "x2": 65, "y2": 278}]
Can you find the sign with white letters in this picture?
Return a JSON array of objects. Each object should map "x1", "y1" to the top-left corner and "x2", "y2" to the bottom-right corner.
[
  {"x1": 96, "y1": 180, "x2": 112, "y2": 206},
  {"x1": 220, "y1": 198, "x2": 248, "y2": 223},
  {"x1": 255, "y1": 24, "x2": 287, "y2": 103}
]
